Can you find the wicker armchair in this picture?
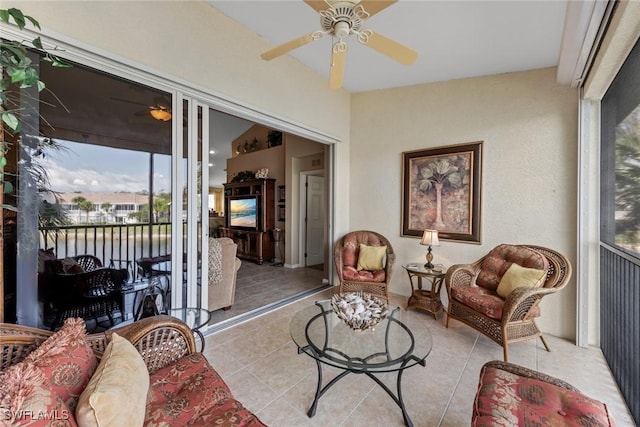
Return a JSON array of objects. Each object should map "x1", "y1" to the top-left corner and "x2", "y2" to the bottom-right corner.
[
  {"x1": 1, "y1": 315, "x2": 195, "y2": 373},
  {"x1": 445, "y1": 244, "x2": 572, "y2": 362},
  {"x1": 42, "y1": 267, "x2": 129, "y2": 331},
  {"x1": 334, "y1": 230, "x2": 396, "y2": 301},
  {"x1": 73, "y1": 254, "x2": 103, "y2": 272}
]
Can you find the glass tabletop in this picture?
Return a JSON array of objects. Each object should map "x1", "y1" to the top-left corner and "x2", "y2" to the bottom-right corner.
[
  {"x1": 403, "y1": 263, "x2": 445, "y2": 275},
  {"x1": 168, "y1": 307, "x2": 211, "y2": 331},
  {"x1": 290, "y1": 300, "x2": 432, "y2": 373}
]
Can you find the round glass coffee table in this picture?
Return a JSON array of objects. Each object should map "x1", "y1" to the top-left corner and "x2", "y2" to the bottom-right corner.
[
  {"x1": 168, "y1": 307, "x2": 211, "y2": 351},
  {"x1": 290, "y1": 300, "x2": 433, "y2": 427}
]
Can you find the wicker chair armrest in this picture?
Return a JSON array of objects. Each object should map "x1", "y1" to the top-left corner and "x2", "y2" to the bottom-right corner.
[
  {"x1": 0, "y1": 323, "x2": 54, "y2": 338},
  {"x1": 105, "y1": 315, "x2": 197, "y2": 374},
  {"x1": 502, "y1": 285, "x2": 558, "y2": 322},
  {"x1": 445, "y1": 264, "x2": 477, "y2": 293},
  {"x1": 385, "y1": 252, "x2": 396, "y2": 273},
  {"x1": 482, "y1": 360, "x2": 579, "y2": 392}
]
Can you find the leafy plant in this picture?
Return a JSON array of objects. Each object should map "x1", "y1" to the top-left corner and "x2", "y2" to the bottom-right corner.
[
  {"x1": 230, "y1": 170, "x2": 256, "y2": 183},
  {"x1": 0, "y1": 7, "x2": 70, "y2": 210}
]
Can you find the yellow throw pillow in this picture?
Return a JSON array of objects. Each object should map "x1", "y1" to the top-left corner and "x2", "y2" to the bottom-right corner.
[
  {"x1": 76, "y1": 333, "x2": 149, "y2": 427},
  {"x1": 496, "y1": 263, "x2": 547, "y2": 299},
  {"x1": 357, "y1": 244, "x2": 387, "y2": 271}
]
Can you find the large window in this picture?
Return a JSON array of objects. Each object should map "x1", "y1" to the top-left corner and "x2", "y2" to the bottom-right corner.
[{"x1": 601, "y1": 37, "x2": 640, "y2": 260}]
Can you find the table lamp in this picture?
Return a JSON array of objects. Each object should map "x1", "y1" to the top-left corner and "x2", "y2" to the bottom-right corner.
[{"x1": 420, "y1": 229, "x2": 440, "y2": 269}]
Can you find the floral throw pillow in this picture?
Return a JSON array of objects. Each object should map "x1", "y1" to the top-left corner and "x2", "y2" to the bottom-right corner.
[
  {"x1": 0, "y1": 361, "x2": 78, "y2": 426},
  {"x1": 24, "y1": 318, "x2": 98, "y2": 412}
]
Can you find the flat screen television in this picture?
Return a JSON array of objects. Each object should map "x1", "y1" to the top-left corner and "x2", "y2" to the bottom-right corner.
[{"x1": 229, "y1": 197, "x2": 258, "y2": 229}]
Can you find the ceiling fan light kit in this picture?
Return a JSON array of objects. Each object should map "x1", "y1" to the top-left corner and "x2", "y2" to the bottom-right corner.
[
  {"x1": 149, "y1": 108, "x2": 172, "y2": 122},
  {"x1": 260, "y1": 0, "x2": 417, "y2": 90}
]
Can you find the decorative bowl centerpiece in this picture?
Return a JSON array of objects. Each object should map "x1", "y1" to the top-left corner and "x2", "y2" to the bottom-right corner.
[{"x1": 330, "y1": 292, "x2": 389, "y2": 331}]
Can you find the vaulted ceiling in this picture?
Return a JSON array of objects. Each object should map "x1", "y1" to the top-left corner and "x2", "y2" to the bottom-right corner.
[{"x1": 208, "y1": 0, "x2": 568, "y2": 92}]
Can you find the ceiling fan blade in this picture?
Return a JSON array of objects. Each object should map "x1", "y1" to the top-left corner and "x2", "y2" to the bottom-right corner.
[
  {"x1": 110, "y1": 97, "x2": 150, "y2": 108},
  {"x1": 357, "y1": 0, "x2": 397, "y2": 17},
  {"x1": 329, "y1": 48, "x2": 346, "y2": 90},
  {"x1": 153, "y1": 96, "x2": 171, "y2": 110},
  {"x1": 364, "y1": 31, "x2": 418, "y2": 65},
  {"x1": 261, "y1": 33, "x2": 317, "y2": 61},
  {"x1": 304, "y1": 0, "x2": 330, "y2": 13}
]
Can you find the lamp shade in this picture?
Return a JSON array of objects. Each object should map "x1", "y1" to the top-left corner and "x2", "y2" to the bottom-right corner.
[{"x1": 420, "y1": 229, "x2": 440, "y2": 246}]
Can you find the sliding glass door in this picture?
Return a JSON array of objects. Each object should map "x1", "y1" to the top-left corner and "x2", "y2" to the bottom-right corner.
[{"x1": 171, "y1": 96, "x2": 209, "y2": 312}]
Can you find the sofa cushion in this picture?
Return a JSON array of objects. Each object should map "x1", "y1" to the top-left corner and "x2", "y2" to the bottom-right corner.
[
  {"x1": 0, "y1": 361, "x2": 78, "y2": 426},
  {"x1": 476, "y1": 245, "x2": 548, "y2": 292},
  {"x1": 76, "y1": 333, "x2": 149, "y2": 427},
  {"x1": 473, "y1": 364, "x2": 615, "y2": 426},
  {"x1": 144, "y1": 353, "x2": 266, "y2": 427},
  {"x1": 496, "y1": 263, "x2": 546, "y2": 299},
  {"x1": 356, "y1": 244, "x2": 386, "y2": 271},
  {"x1": 451, "y1": 286, "x2": 540, "y2": 320},
  {"x1": 24, "y1": 317, "x2": 98, "y2": 411}
]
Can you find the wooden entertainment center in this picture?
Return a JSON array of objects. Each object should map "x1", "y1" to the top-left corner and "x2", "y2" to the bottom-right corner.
[{"x1": 220, "y1": 178, "x2": 275, "y2": 265}]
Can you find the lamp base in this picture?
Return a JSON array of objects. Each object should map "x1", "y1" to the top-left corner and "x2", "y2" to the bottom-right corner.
[{"x1": 424, "y1": 246, "x2": 435, "y2": 270}]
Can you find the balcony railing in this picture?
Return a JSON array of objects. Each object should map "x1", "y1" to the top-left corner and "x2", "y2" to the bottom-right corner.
[{"x1": 39, "y1": 222, "x2": 172, "y2": 282}]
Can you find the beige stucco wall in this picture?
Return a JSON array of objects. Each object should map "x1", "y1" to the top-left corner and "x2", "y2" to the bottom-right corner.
[{"x1": 351, "y1": 68, "x2": 579, "y2": 340}]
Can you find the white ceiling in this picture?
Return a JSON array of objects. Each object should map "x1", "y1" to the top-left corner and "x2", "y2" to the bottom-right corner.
[{"x1": 209, "y1": 0, "x2": 569, "y2": 93}]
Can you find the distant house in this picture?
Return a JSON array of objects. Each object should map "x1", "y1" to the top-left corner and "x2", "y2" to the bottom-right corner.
[{"x1": 58, "y1": 192, "x2": 150, "y2": 224}]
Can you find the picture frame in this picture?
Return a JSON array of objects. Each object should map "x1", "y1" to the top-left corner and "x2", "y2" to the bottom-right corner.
[
  {"x1": 278, "y1": 204, "x2": 286, "y2": 222},
  {"x1": 278, "y1": 185, "x2": 286, "y2": 202},
  {"x1": 402, "y1": 142, "x2": 482, "y2": 243}
]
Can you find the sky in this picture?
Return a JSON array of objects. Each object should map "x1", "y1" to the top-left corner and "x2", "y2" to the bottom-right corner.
[{"x1": 42, "y1": 140, "x2": 172, "y2": 194}]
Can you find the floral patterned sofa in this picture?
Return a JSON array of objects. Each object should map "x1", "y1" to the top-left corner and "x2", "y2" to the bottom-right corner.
[
  {"x1": 473, "y1": 360, "x2": 615, "y2": 426},
  {"x1": 0, "y1": 316, "x2": 266, "y2": 426}
]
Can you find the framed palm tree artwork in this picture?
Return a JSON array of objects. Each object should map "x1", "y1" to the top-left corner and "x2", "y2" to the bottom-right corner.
[{"x1": 402, "y1": 142, "x2": 482, "y2": 243}]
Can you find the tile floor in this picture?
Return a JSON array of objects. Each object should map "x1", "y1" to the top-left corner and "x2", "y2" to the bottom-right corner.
[
  {"x1": 208, "y1": 261, "x2": 327, "y2": 326},
  {"x1": 202, "y1": 288, "x2": 636, "y2": 427}
]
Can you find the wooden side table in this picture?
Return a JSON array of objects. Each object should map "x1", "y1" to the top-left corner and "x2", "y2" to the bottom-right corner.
[{"x1": 403, "y1": 264, "x2": 445, "y2": 319}]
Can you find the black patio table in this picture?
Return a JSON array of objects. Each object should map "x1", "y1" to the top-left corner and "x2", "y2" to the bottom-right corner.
[{"x1": 289, "y1": 299, "x2": 433, "y2": 427}]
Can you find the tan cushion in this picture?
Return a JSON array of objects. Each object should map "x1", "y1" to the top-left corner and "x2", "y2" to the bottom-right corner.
[
  {"x1": 356, "y1": 244, "x2": 386, "y2": 271},
  {"x1": 76, "y1": 333, "x2": 149, "y2": 427},
  {"x1": 496, "y1": 263, "x2": 546, "y2": 299}
]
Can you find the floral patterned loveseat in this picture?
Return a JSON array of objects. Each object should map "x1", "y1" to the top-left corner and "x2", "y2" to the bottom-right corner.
[
  {"x1": 473, "y1": 360, "x2": 615, "y2": 426},
  {"x1": 0, "y1": 316, "x2": 266, "y2": 426}
]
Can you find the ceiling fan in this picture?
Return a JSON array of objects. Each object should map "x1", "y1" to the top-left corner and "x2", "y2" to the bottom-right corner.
[
  {"x1": 111, "y1": 96, "x2": 172, "y2": 122},
  {"x1": 260, "y1": 0, "x2": 418, "y2": 90}
]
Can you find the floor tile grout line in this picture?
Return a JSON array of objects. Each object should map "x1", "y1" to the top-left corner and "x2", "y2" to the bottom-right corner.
[
  {"x1": 437, "y1": 333, "x2": 479, "y2": 427},
  {"x1": 338, "y1": 379, "x2": 378, "y2": 427}
]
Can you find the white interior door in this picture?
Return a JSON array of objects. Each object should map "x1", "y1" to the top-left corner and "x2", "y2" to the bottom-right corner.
[{"x1": 305, "y1": 174, "x2": 324, "y2": 266}]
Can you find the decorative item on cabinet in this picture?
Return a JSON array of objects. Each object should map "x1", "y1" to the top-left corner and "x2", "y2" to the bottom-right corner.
[{"x1": 267, "y1": 130, "x2": 283, "y2": 147}]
